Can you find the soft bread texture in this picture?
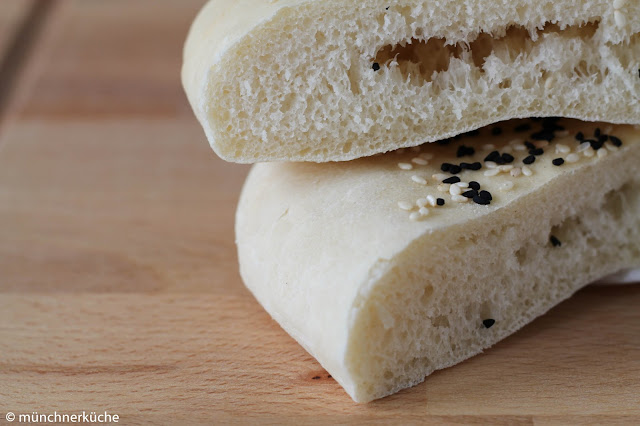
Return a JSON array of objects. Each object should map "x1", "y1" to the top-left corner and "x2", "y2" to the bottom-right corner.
[
  {"x1": 183, "y1": 0, "x2": 640, "y2": 163},
  {"x1": 236, "y1": 119, "x2": 640, "y2": 402}
]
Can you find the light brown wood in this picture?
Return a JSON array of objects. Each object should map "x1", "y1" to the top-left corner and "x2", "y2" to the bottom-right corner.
[
  {"x1": 0, "y1": 1, "x2": 638, "y2": 424},
  {"x1": 0, "y1": 1, "x2": 33, "y2": 56},
  {"x1": 15, "y1": 0, "x2": 206, "y2": 120}
]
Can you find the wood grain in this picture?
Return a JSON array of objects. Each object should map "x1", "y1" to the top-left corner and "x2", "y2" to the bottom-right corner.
[
  {"x1": 15, "y1": 0, "x2": 207, "y2": 120},
  {"x1": 1, "y1": 288, "x2": 639, "y2": 424},
  {"x1": 0, "y1": 1, "x2": 33, "y2": 56},
  {"x1": 0, "y1": 0, "x2": 638, "y2": 424}
]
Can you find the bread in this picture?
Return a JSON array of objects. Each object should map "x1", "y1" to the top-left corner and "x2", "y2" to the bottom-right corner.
[
  {"x1": 235, "y1": 118, "x2": 640, "y2": 402},
  {"x1": 183, "y1": 0, "x2": 640, "y2": 163}
]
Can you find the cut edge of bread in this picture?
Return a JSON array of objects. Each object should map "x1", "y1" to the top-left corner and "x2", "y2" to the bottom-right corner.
[
  {"x1": 235, "y1": 120, "x2": 640, "y2": 402},
  {"x1": 183, "y1": 0, "x2": 640, "y2": 163}
]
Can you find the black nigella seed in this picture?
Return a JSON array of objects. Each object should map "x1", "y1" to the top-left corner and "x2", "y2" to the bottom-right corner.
[
  {"x1": 484, "y1": 150, "x2": 502, "y2": 163},
  {"x1": 575, "y1": 132, "x2": 584, "y2": 142},
  {"x1": 449, "y1": 165, "x2": 462, "y2": 174},
  {"x1": 372, "y1": 62, "x2": 380, "y2": 71},
  {"x1": 501, "y1": 153, "x2": 514, "y2": 164},
  {"x1": 479, "y1": 190, "x2": 493, "y2": 201},
  {"x1": 525, "y1": 141, "x2": 535, "y2": 150},
  {"x1": 467, "y1": 162, "x2": 482, "y2": 171},
  {"x1": 531, "y1": 130, "x2": 555, "y2": 142},
  {"x1": 610, "y1": 136, "x2": 623, "y2": 147},
  {"x1": 457, "y1": 145, "x2": 475, "y2": 158},
  {"x1": 598, "y1": 134, "x2": 608, "y2": 143},
  {"x1": 550, "y1": 235, "x2": 562, "y2": 247},
  {"x1": 515, "y1": 123, "x2": 532, "y2": 133},
  {"x1": 462, "y1": 190, "x2": 477, "y2": 198},
  {"x1": 473, "y1": 195, "x2": 491, "y2": 205},
  {"x1": 443, "y1": 176, "x2": 461, "y2": 184},
  {"x1": 312, "y1": 376, "x2": 321, "y2": 380},
  {"x1": 482, "y1": 319, "x2": 496, "y2": 329},
  {"x1": 589, "y1": 140, "x2": 604, "y2": 150},
  {"x1": 552, "y1": 158, "x2": 565, "y2": 166},
  {"x1": 594, "y1": 128, "x2": 601, "y2": 138},
  {"x1": 436, "y1": 198, "x2": 445, "y2": 206},
  {"x1": 529, "y1": 148, "x2": 544, "y2": 156},
  {"x1": 441, "y1": 163, "x2": 452, "y2": 172},
  {"x1": 491, "y1": 127, "x2": 503, "y2": 136},
  {"x1": 523, "y1": 155, "x2": 536, "y2": 165},
  {"x1": 469, "y1": 181, "x2": 481, "y2": 190}
]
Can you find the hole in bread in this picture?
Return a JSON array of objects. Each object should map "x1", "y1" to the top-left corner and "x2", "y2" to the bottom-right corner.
[
  {"x1": 420, "y1": 284, "x2": 434, "y2": 305},
  {"x1": 432, "y1": 315, "x2": 449, "y2": 328},
  {"x1": 372, "y1": 21, "x2": 600, "y2": 84}
]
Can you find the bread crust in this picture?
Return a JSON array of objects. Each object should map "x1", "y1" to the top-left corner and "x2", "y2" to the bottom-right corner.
[{"x1": 236, "y1": 119, "x2": 640, "y2": 401}]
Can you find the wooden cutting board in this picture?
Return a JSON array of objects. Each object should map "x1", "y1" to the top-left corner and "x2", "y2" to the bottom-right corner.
[{"x1": 1, "y1": 2, "x2": 639, "y2": 424}]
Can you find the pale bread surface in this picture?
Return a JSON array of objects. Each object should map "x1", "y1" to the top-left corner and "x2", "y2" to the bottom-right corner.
[
  {"x1": 236, "y1": 119, "x2": 640, "y2": 402},
  {"x1": 183, "y1": 0, "x2": 640, "y2": 163}
]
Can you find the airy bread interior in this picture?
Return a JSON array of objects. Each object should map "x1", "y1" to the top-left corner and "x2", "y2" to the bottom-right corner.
[
  {"x1": 235, "y1": 119, "x2": 640, "y2": 402},
  {"x1": 184, "y1": 0, "x2": 640, "y2": 162}
]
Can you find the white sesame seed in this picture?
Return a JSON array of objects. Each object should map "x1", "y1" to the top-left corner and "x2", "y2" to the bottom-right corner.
[
  {"x1": 416, "y1": 198, "x2": 428, "y2": 208},
  {"x1": 433, "y1": 173, "x2": 448, "y2": 182},
  {"x1": 482, "y1": 144, "x2": 496, "y2": 151},
  {"x1": 451, "y1": 194, "x2": 469, "y2": 203},
  {"x1": 418, "y1": 207, "x2": 430, "y2": 216},
  {"x1": 566, "y1": 153, "x2": 580, "y2": 163},
  {"x1": 510, "y1": 167, "x2": 522, "y2": 177},
  {"x1": 396, "y1": 148, "x2": 406, "y2": 155},
  {"x1": 485, "y1": 161, "x2": 498, "y2": 169},
  {"x1": 419, "y1": 152, "x2": 434, "y2": 160},
  {"x1": 455, "y1": 181, "x2": 469, "y2": 188},
  {"x1": 604, "y1": 125, "x2": 614, "y2": 134},
  {"x1": 583, "y1": 147, "x2": 595, "y2": 157},
  {"x1": 411, "y1": 157, "x2": 428, "y2": 165},
  {"x1": 577, "y1": 142, "x2": 591, "y2": 152},
  {"x1": 437, "y1": 184, "x2": 450, "y2": 193},
  {"x1": 614, "y1": 0, "x2": 627, "y2": 9},
  {"x1": 513, "y1": 144, "x2": 527, "y2": 151},
  {"x1": 450, "y1": 184, "x2": 462, "y2": 196},
  {"x1": 556, "y1": 130, "x2": 570, "y2": 137},
  {"x1": 556, "y1": 144, "x2": 571, "y2": 154},
  {"x1": 410, "y1": 146, "x2": 421, "y2": 152},
  {"x1": 484, "y1": 169, "x2": 500, "y2": 177},
  {"x1": 398, "y1": 162, "x2": 413, "y2": 170},
  {"x1": 409, "y1": 212, "x2": 422, "y2": 221},
  {"x1": 498, "y1": 165, "x2": 514, "y2": 172},
  {"x1": 597, "y1": 148, "x2": 608, "y2": 158},
  {"x1": 522, "y1": 166, "x2": 533, "y2": 176},
  {"x1": 499, "y1": 181, "x2": 514, "y2": 191},
  {"x1": 501, "y1": 145, "x2": 513, "y2": 154},
  {"x1": 605, "y1": 142, "x2": 619, "y2": 152},
  {"x1": 426, "y1": 195, "x2": 437, "y2": 207},
  {"x1": 398, "y1": 201, "x2": 414, "y2": 211},
  {"x1": 509, "y1": 138, "x2": 524, "y2": 146},
  {"x1": 534, "y1": 140, "x2": 549, "y2": 148},
  {"x1": 614, "y1": 10, "x2": 627, "y2": 28},
  {"x1": 412, "y1": 175, "x2": 428, "y2": 185}
]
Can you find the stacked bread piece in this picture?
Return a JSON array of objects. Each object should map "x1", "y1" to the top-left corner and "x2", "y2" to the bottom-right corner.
[{"x1": 183, "y1": 0, "x2": 640, "y2": 402}]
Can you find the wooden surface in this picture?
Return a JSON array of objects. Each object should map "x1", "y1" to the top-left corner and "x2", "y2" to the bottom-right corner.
[{"x1": 0, "y1": 1, "x2": 639, "y2": 424}]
